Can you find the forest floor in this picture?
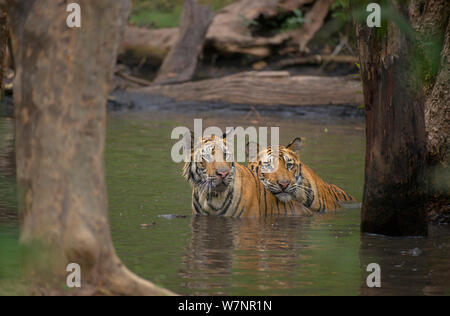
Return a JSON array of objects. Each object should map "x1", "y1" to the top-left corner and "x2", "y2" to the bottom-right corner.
[{"x1": 113, "y1": 0, "x2": 362, "y2": 114}]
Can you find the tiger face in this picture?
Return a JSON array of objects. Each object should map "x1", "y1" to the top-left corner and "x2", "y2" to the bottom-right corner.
[
  {"x1": 183, "y1": 135, "x2": 236, "y2": 194},
  {"x1": 248, "y1": 138, "x2": 303, "y2": 203}
]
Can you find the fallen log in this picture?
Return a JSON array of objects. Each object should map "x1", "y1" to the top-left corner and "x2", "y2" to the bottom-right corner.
[
  {"x1": 133, "y1": 71, "x2": 363, "y2": 106},
  {"x1": 205, "y1": 0, "x2": 291, "y2": 58},
  {"x1": 116, "y1": 70, "x2": 152, "y2": 87},
  {"x1": 276, "y1": 54, "x2": 358, "y2": 68}
]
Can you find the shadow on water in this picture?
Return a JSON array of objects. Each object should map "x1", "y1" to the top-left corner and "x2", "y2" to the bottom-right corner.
[{"x1": 359, "y1": 225, "x2": 450, "y2": 296}]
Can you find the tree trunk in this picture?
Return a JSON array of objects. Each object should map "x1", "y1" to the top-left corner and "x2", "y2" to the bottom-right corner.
[
  {"x1": 353, "y1": 0, "x2": 430, "y2": 236},
  {"x1": 0, "y1": 6, "x2": 7, "y2": 99},
  {"x1": 7, "y1": 0, "x2": 174, "y2": 295},
  {"x1": 412, "y1": 0, "x2": 450, "y2": 223},
  {"x1": 153, "y1": 0, "x2": 213, "y2": 85},
  {"x1": 425, "y1": 20, "x2": 449, "y2": 166}
]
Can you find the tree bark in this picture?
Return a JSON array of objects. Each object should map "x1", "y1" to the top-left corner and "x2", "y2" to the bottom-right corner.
[
  {"x1": 425, "y1": 20, "x2": 449, "y2": 166},
  {"x1": 0, "y1": 6, "x2": 7, "y2": 98},
  {"x1": 276, "y1": 54, "x2": 358, "y2": 68},
  {"x1": 153, "y1": 0, "x2": 214, "y2": 85},
  {"x1": 8, "y1": 0, "x2": 174, "y2": 295},
  {"x1": 353, "y1": 0, "x2": 429, "y2": 236},
  {"x1": 410, "y1": 0, "x2": 450, "y2": 223},
  {"x1": 409, "y1": 0, "x2": 450, "y2": 167}
]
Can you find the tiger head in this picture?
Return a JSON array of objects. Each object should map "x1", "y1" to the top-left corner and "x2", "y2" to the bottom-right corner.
[
  {"x1": 247, "y1": 138, "x2": 303, "y2": 203},
  {"x1": 182, "y1": 133, "x2": 236, "y2": 194}
]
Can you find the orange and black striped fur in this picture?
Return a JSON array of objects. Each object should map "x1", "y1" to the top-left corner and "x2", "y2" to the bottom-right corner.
[
  {"x1": 182, "y1": 135, "x2": 311, "y2": 217},
  {"x1": 248, "y1": 138, "x2": 355, "y2": 212}
]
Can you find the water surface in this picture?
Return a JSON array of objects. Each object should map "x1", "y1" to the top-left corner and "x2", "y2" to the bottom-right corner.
[
  {"x1": 104, "y1": 108, "x2": 449, "y2": 296},
  {"x1": 0, "y1": 106, "x2": 449, "y2": 295}
]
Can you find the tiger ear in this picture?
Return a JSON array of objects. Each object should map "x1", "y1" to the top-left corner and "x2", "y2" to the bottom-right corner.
[
  {"x1": 286, "y1": 137, "x2": 302, "y2": 152},
  {"x1": 245, "y1": 141, "x2": 260, "y2": 162}
]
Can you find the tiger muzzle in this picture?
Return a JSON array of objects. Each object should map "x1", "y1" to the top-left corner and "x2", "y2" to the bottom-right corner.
[{"x1": 214, "y1": 167, "x2": 232, "y2": 192}]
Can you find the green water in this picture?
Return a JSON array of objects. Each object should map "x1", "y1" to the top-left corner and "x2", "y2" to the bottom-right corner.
[
  {"x1": 0, "y1": 118, "x2": 20, "y2": 294},
  {"x1": 1, "y1": 111, "x2": 449, "y2": 295}
]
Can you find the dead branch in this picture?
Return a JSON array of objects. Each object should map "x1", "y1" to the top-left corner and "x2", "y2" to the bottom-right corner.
[
  {"x1": 116, "y1": 70, "x2": 152, "y2": 86},
  {"x1": 291, "y1": 0, "x2": 334, "y2": 53},
  {"x1": 154, "y1": 0, "x2": 214, "y2": 85}
]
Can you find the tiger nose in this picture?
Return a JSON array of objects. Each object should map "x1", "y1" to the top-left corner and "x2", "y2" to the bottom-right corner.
[
  {"x1": 216, "y1": 169, "x2": 230, "y2": 179},
  {"x1": 278, "y1": 180, "x2": 290, "y2": 190}
]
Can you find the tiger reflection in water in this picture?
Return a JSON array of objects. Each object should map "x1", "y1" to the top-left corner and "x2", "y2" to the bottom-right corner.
[{"x1": 179, "y1": 216, "x2": 310, "y2": 294}]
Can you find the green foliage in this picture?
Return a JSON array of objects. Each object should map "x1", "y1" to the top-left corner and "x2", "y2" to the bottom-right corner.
[
  {"x1": 331, "y1": 0, "x2": 350, "y2": 22},
  {"x1": 412, "y1": 31, "x2": 444, "y2": 89},
  {"x1": 279, "y1": 9, "x2": 309, "y2": 31},
  {"x1": 130, "y1": 0, "x2": 237, "y2": 28},
  {"x1": 332, "y1": 0, "x2": 349, "y2": 8},
  {"x1": 312, "y1": 0, "x2": 353, "y2": 48},
  {"x1": 130, "y1": 0, "x2": 183, "y2": 28},
  {"x1": 200, "y1": 0, "x2": 237, "y2": 11}
]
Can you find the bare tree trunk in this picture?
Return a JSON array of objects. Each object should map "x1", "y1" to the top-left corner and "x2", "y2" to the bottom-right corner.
[
  {"x1": 353, "y1": 0, "x2": 429, "y2": 236},
  {"x1": 404, "y1": 0, "x2": 449, "y2": 168},
  {"x1": 411, "y1": 0, "x2": 450, "y2": 222},
  {"x1": 153, "y1": 0, "x2": 213, "y2": 85},
  {"x1": 7, "y1": 0, "x2": 174, "y2": 295},
  {"x1": 0, "y1": 5, "x2": 7, "y2": 99}
]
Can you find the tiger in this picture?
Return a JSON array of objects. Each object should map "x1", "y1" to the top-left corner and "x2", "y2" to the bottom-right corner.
[
  {"x1": 247, "y1": 137, "x2": 355, "y2": 212},
  {"x1": 182, "y1": 133, "x2": 311, "y2": 217}
]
